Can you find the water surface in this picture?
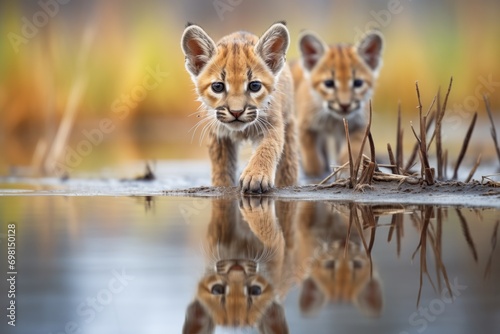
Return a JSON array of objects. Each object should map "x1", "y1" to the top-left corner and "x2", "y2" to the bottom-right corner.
[{"x1": 0, "y1": 195, "x2": 499, "y2": 334}]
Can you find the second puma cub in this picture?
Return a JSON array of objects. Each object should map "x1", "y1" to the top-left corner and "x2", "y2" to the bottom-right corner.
[{"x1": 291, "y1": 31, "x2": 384, "y2": 177}]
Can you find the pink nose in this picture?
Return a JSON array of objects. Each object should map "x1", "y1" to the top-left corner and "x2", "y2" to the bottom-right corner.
[{"x1": 229, "y1": 110, "x2": 244, "y2": 119}]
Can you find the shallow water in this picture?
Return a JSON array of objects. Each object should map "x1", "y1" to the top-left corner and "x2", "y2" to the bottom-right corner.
[{"x1": 1, "y1": 194, "x2": 499, "y2": 334}]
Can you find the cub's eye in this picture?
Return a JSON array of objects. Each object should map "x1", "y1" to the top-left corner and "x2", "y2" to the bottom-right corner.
[
  {"x1": 353, "y1": 79, "x2": 364, "y2": 88},
  {"x1": 325, "y1": 260, "x2": 336, "y2": 269},
  {"x1": 324, "y1": 79, "x2": 335, "y2": 88},
  {"x1": 352, "y1": 259, "x2": 363, "y2": 269},
  {"x1": 248, "y1": 285, "x2": 262, "y2": 296},
  {"x1": 211, "y1": 82, "x2": 225, "y2": 93},
  {"x1": 248, "y1": 81, "x2": 262, "y2": 92},
  {"x1": 211, "y1": 284, "x2": 225, "y2": 295}
]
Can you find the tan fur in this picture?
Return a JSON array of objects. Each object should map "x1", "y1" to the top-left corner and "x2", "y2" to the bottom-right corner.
[
  {"x1": 292, "y1": 32, "x2": 384, "y2": 177},
  {"x1": 296, "y1": 202, "x2": 383, "y2": 317},
  {"x1": 183, "y1": 198, "x2": 296, "y2": 333},
  {"x1": 181, "y1": 23, "x2": 298, "y2": 193}
]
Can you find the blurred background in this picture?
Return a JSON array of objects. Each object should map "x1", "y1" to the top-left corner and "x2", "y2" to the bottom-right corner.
[{"x1": 1, "y1": 0, "x2": 500, "y2": 176}]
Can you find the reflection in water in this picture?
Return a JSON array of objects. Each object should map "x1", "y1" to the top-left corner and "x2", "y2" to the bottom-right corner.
[
  {"x1": 183, "y1": 198, "x2": 295, "y2": 333},
  {"x1": 3, "y1": 196, "x2": 499, "y2": 333},
  {"x1": 184, "y1": 198, "x2": 500, "y2": 333},
  {"x1": 296, "y1": 202, "x2": 382, "y2": 318}
]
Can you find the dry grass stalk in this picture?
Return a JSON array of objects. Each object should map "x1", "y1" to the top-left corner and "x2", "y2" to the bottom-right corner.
[
  {"x1": 396, "y1": 103, "x2": 404, "y2": 172},
  {"x1": 443, "y1": 149, "x2": 448, "y2": 179},
  {"x1": 368, "y1": 132, "x2": 377, "y2": 169},
  {"x1": 353, "y1": 103, "x2": 373, "y2": 185},
  {"x1": 435, "y1": 78, "x2": 454, "y2": 180},
  {"x1": 452, "y1": 112, "x2": 478, "y2": 180},
  {"x1": 387, "y1": 143, "x2": 398, "y2": 174},
  {"x1": 343, "y1": 119, "x2": 355, "y2": 188},
  {"x1": 355, "y1": 162, "x2": 376, "y2": 192},
  {"x1": 318, "y1": 161, "x2": 349, "y2": 185},
  {"x1": 411, "y1": 120, "x2": 435, "y2": 185},
  {"x1": 405, "y1": 111, "x2": 436, "y2": 173},
  {"x1": 465, "y1": 154, "x2": 482, "y2": 183},
  {"x1": 372, "y1": 171, "x2": 420, "y2": 186},
  {"x1": 483, "y1": 95, "x2": 500, "y2": 166},
  {"x1": 415, "y1": 82, "x2": 435, "y2": 185}
]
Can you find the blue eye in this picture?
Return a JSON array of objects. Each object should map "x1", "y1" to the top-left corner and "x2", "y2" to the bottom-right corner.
[
  {"x1": 211, "y1": 82, "x2": 225, "y2": 93},
  {"x1": 248, "y1": 81, "x2": 262, "y2": 92},
  {"x1": 324, "y1": 79, "x2": 335, "y2": 88},
  {"x1": 353, "y1": 79, "x2": 364, "y2": 88}
]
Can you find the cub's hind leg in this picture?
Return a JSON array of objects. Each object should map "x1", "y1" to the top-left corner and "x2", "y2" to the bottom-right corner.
[
  {"x1": 276, "y1": 118, "x2": 299, "y2": 187},
  {"x1": 208, "y1": 134, "x2": 238, "y2": 187}
]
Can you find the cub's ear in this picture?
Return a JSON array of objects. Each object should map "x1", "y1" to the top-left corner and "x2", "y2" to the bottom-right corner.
[
  {"x1": 258, "y1": 301, "x2": 289, "y2": 334},
  {"x1": 255, "y1": 22, "x2": 290, "y2": 74},
  {"x1": 182, "y1": 300, "x2": 215, "y2": 334},
  {"x1": 298, "y1": 31, "x2": 327, "y2": 71},
  {"x1": 299, "y1": 277, "x2": 326, "y2": 316},
  {"x1": 181, "y1": 24, "x2": 217, "y2": 77},
  {"x1": 357, "y1": 31, "x2": 384, "y2": 71},
  {"x1": 355, "y1": 277, "x2": 383, "y2": 318}
]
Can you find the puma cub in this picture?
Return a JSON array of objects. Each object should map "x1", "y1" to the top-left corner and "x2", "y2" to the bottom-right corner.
[
  {"x1": 181, "y1": 22, "x2": 298, "y2": 193},
  {"x1": 183, "y1": 198, "x2": 294, "y2": 333},
  {"x1": 291, "y1": 31, "x2": 384, "y2": 177}
]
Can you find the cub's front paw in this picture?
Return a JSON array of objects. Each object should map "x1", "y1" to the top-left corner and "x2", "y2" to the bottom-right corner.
[{"x1": 239, "y1": 169, "x2": 274, "y2": 194}]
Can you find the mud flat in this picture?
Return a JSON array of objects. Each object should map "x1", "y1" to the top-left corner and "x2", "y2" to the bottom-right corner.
[{"x1": 165, "y1": 180, "x2": 500, "y2": 208}]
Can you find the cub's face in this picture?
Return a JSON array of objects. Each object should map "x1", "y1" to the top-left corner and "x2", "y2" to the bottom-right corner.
[
  {"x1": 299, "y1": 32, "x2": 383, "y2": 120},
  {"x1": 181, "y1": 23, "x2": 289, "y2": 133},
  {"x1": 300, "y1": 242, "x2": 383, "y2": 318},
  {"x1": 195, "y1": 259, "x2": 275, "y2": 326}
]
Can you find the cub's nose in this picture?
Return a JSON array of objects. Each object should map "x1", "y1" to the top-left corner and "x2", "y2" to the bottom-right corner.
[
  {"x1": 339, "y1": 103, "x2": 351, "y2": 113},
  {"x1": 229, "y1": 110, "x2": 244, "y2": 119}
]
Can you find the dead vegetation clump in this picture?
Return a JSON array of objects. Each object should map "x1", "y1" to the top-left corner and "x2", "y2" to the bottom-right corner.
[{"x1": 317, "y1": 78, "x2": 500, "y2": 191}]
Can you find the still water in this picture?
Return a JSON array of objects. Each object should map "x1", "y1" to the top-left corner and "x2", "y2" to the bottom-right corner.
[{"x1": 0, "y1": 195, "x2": 499, "y2": 334}]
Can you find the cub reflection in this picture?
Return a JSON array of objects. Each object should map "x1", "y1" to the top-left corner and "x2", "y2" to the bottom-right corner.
[
  {"x1": 297, "y1": 202, "x2": 383, "y2": 318},
  {"x1": 183, "y1": 197, "x2": 293, "y2": 334}
]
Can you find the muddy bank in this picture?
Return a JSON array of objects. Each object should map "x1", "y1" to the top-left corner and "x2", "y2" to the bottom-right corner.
[
  {"x1": 165, "y1": 180, "x2": 500, "y2": 208},
  {"x1": 2, "y1": 161, "x2": 499, "y2": 208}
]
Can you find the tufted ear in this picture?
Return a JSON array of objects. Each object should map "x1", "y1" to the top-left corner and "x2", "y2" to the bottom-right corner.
[
  {"x1": 181, "y1": 24, "x2": 217, "y2": 77},
  {"x1": 298, "y1": 31, "x2": 327, "y2": 71},
  {"x1": 258, "y1": 301, "x2": 289, "y2": 334},
  {"x1": 355, "y1": 278, "x2": 383, "y2": 318},
  {"x1": 255, "y1": 22, "x2": 290, "y2": 74},
  {"x1": 182, "y1": 300, "x2": 215, "y2": 334},
  {"x1": 357, "y1": 31, "x2": 384, "y2": 71},
  {"x1": 299, "y1": 277, "x2": 326, "y2": 316}
]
